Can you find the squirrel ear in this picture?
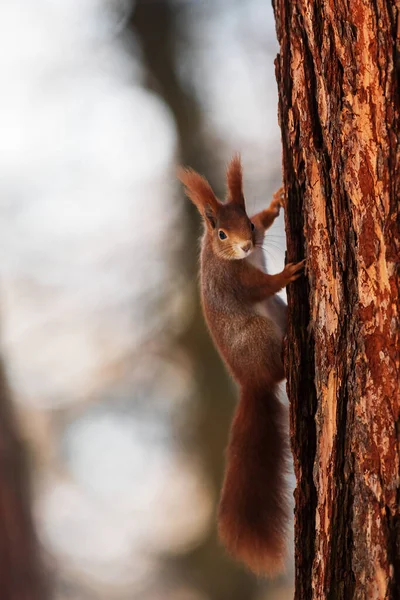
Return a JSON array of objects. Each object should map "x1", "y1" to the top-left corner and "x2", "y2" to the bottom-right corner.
[
  {"x1": 204, "y1": 205, "x2": 217, "y2": 229},
  {"x1": 177, "y1": 167, "x2": 220, "y2": 218},
  {"x1": 226, "y1": 154, "x2": 245, "y2": 209}
]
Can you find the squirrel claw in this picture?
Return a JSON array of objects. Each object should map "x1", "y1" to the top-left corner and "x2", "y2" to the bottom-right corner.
[
  {"x1": 271, "y1": 186, "x2": 285, "y2": 209},
  {"x1": 284, "y1": 259, "x2": 306, "y2": 283}
]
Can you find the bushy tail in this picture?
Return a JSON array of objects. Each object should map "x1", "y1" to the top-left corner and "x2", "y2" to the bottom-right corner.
[{"x1": 218, "y1": 385, "x2": 289, "y2": 576}]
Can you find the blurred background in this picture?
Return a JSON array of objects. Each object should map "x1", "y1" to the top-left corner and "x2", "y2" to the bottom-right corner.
[{"x1": 0, "y1": 1, "x2": 293, "y2": 599}]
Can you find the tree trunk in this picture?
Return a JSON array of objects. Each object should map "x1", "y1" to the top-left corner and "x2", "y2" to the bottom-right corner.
[{"x1": 272, "y1": 1, "x2": 400, "y2": 599}]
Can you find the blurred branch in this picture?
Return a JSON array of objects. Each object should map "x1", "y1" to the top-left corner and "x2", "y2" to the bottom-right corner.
[{"x1": 130, "y1": 1, "x2": 204, "y2": 170}]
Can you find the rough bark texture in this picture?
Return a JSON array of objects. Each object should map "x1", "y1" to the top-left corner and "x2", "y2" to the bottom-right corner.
[{"x1": 273, "y1": 1, "x2": 400, "y2": 598}]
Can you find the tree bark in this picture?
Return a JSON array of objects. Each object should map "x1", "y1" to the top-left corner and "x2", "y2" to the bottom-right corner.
[{"x1": 273, "y1": 1, "x2": 400, "y2": 599}]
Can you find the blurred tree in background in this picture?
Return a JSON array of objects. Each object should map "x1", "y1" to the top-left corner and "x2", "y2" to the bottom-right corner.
[
  {"x1": 130, "y1": 2, "x2": 257, "y2": 599},
  {"x1": 0, "y1": 356, "x2": 48, "y2": 599},
  {"x1": 0, "y1": 1, "x2": 291, "y2": 599}
]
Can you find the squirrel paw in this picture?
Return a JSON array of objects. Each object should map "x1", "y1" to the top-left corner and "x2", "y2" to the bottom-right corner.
[
  {"x1": 270, "y1": 186, "x2": 285, "y2": 214},
  {"x1": 283, "y1": 259, "x2": 306, "y2": 283}
]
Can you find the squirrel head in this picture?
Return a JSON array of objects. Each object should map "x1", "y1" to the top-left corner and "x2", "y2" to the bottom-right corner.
[{"x1": 178, "y1": 155, "x2": 255, "y2": 260}]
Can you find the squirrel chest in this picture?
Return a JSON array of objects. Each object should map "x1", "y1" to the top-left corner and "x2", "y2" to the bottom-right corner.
[{"x1": 200, "y1": 241, "x2": 285, "y2": 353}]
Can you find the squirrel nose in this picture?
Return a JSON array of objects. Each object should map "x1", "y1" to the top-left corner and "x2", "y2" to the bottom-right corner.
[{"x1": 241, "y1": 242, "x2": 252, "y2": 253}]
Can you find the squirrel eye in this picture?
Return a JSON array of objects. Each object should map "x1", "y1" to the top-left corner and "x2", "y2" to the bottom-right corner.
[
  {"x1": 251, "y1": 223, "x2": 255, "y2": 231},
  {"x1": 218, "y1": 230, "x2": 227, "y2": 240}
]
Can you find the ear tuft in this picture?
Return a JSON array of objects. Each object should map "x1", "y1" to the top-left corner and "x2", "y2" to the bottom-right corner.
[
  {"x1": 177, "y1": 167, "x2": 219, "y2": 214},
  {"x1": 226, "y1": 154, "x2": 245, "y2": 208}
]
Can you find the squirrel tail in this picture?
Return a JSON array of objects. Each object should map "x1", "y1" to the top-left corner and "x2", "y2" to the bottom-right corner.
[{"x1": 218, "y1": 384, "x2": 290, "y2": 576}]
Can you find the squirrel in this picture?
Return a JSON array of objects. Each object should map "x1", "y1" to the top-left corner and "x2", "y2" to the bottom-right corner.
[{"x1": 178, "y1": 155, "x2": 305, "y2": 576}]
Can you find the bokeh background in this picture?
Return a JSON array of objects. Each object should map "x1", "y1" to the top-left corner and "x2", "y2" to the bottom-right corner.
[{"x1": 0, "y1": 1, "x2": 293, "y2": 598}]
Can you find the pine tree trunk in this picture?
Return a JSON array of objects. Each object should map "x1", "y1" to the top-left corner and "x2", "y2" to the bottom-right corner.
[{"x1": 272, "y1": 1, "x2": 400, "y2": 598}]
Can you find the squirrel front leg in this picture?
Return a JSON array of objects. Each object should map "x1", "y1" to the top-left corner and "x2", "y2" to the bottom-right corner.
[
  {"x1": 239, "y1": 259, "x2": 305, "y2": 302},
  {"x1": 251, "y1": 186, "x2": 284, "y2": 233}
]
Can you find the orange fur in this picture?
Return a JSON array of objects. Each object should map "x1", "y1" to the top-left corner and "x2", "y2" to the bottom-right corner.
[
  {"x1": 226, "y1": 154, "x2": 244, "y2": 207},
  {"x1": 178, "y1": 156, "x2": 304, "y2": 576},
  {"x1": 177, "y1": 167, "x2": 220, "y2": 214},
  {"x1": 218, "y1": 386, "x2": 289, "y2": 576}
]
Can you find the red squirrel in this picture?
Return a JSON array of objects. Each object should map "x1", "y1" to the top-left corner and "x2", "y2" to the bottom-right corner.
[{"x1": 178, "y1": 155, "x2": 305, "y2": 576}]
